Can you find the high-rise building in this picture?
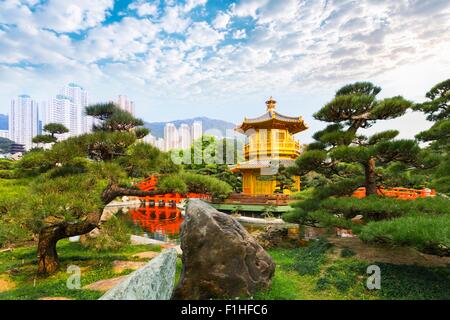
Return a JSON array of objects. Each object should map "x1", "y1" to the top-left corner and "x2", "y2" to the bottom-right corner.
[
  {"x1": 117, "y1": 95, "x2": 135, "y2": 115},
  {"x1": 156, "y1": 138, "x2": 165, "y2": 151},
  {"x1": 8, "y1": 95, "x2": 39, "y2": 150},
  {"x1": 142, "y1": 132, "x2": 157, "y2": 146},
  {"x1": 59, "y1": 83, "x2": 92, "y2": 134},
  {"x1": 164, "y1": 123, "x2": 179, "y2": 151},
  {"x1": 42, "y1": 95, "x2": 76, "y2": 140},
  {"x1": 179, "y1": 123, "x2": 191, "y2": 150},
  {"x1": 191, "y1": 121, "x2": 203, "y2": 143}
]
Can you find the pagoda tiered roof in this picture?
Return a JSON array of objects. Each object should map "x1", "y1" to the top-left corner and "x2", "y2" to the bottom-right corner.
[{"x1": 236, "y1": 97, "x2": 308, "y2": 134}]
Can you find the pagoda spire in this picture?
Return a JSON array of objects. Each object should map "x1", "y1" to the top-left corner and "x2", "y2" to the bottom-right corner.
[{"x1": 265, "y1": 96, "x2": 276, "y2": 112}]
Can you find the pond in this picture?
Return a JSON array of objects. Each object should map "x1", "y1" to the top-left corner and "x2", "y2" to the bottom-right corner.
[{"x1": 127, "y1": 205, "x2": 184, "y2": 243}]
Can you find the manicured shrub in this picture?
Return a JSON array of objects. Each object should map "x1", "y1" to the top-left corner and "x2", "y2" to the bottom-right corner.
[
  {"x1": 157, "y1": 175, "x2": 188, "y2": 194},
  {"x1": 359, "y1": 215, "x2": 450, "y2": 256},
  {"x1": 81, "y1": 215, "x2": 131, "y2": 251},
  {"x1": 180, "y1": 172, "x2": 232, "y2": 200},
  {"x1": 320, "y1": 196, "x2": 450, "y2": 221}
]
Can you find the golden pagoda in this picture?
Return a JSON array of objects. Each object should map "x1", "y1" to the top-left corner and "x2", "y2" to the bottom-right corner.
[{"x1": 231, "y1": 97, "x2": 308, "y2": 195}]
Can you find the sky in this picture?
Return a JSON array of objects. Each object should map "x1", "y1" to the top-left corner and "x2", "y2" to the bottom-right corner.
[{"x1": 0, "y1": 0, "x2": 449, "y2": 142}]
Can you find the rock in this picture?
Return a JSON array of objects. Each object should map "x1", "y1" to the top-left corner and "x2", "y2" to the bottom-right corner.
[
  {"x1": 132, "y1": 251, "x2": 160, "y2": 260},
  {"x1": 254, "y1": 225, "x2": 297, "y2": 249},
  {"x1": 84, "y1": 276, "x2": 129, "y2": 292},
  {"x1": 130, "y1": 235, "x2": 166, "y2": 246},
  {"x1": 173, "y1": 199, "x2": 275, "y2": 300},
  {"x1": 112, "y1": 261, "x2": 147, "y2": 273},
  {"x1": 160, "y1": 244, "x2": 183, "y2": 256},
  {"x1": 100, "y1": 248, "x2": 177, "y2": 300},
  {"x1": 351, "y1": 215, "x2": 364, "y2": 224}
]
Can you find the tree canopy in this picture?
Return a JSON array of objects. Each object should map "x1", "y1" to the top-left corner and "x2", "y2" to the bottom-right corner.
[{"x1": 291, "y1": 82, "x2": 416, "y2": 196}]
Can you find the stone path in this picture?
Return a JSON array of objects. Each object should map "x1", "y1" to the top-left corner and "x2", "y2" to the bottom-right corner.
[
  {"x1": 112, "y1": 261, "x2": 147, "y2": 273},
  {"x1": 0, "y1": 275, "x2": 15, "y2": 292},
  {"x1": 83, "y1": 275, "x2": 129, "y2": 292},
  {"x1": 132, "y1": 251, "x2": 160, "y2": 260}
]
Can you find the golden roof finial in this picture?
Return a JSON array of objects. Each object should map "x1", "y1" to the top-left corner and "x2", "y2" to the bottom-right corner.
[{"x1": 266, "y1": 96, "x2": 276, "y2": 112}]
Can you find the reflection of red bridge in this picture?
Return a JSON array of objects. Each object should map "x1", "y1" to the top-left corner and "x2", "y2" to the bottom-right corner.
[
  {"x1": 129, "y1": 176, "x2": 211, "y2": 236},
  {"x1": 129, "y1": 206, "x2": 183, "y2": 236},
  {"x1": 352, "y1": 187, "x2": 436, "y2": 200},
  {"x1": 134, "y1": 176, "x2": 211, "y2": 205}
]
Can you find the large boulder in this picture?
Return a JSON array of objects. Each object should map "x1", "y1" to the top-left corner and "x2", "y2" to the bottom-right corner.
[
  {"x1": 100, "y1": 248, "x2": 177, "y2": 300},
  {"x1": 173, "y1": 199, "x2": 275, "y2": 300}
]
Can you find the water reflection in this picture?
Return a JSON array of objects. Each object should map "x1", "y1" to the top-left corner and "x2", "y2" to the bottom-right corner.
[{"x1": 128, "y1": 206, "x2": 184, "y2": 242}]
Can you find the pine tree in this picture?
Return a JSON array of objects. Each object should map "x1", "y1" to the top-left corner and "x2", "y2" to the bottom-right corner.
[{"x1": 291, "y1": 82, "x2": 417, "y2": 196}]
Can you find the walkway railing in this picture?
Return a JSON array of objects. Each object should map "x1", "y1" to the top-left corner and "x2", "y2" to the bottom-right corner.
[{"x1": 352, "y1": 187, "x2": 436, "y2": 200}]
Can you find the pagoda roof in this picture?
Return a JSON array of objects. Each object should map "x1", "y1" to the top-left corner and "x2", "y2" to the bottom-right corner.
[
  {"x1": 236, "y1": 97, "x2": 308, "y2": 134},
  {"x1": 229, "y1": 159, "x2": 296, "y2": 172}
]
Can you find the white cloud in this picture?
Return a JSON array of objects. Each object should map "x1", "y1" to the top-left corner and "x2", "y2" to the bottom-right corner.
[
  {"x1": 160, "y1": 5, "x2": 191, "y2": 33},
  {"x1": 213, "y1": 12, "x2": 230, "y2": 29},
  {"x1": 183, "y1": 0, "x2": 208, "y2": 13},
  {"x1": 1, "y1": 0, "x2": 450, "y2": 135},
  {"x1": 186, "y1": 22, "x2": 224, "y2": 47},
  {"x1": 232, "y1": 29, "x2": 246, "y2": 39},
  {"x1": 129, "y1": 1, "x2": 159, "y2": 17},
  {"x1": 33, "y1": 0, "x2": 113, "y2": 33}
]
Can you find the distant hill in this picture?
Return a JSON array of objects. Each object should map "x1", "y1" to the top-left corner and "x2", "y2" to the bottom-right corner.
[
  {"x1": 0, "y1": 114, "x2": 7, "y2": 130},
  {"x1": 144, "y1": 117, "x2": 238, "y2": 138}
]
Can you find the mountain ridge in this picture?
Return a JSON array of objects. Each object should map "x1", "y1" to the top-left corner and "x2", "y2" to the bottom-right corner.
[{"x1": 0, "y1": 114, "x2": 8, "y2": 130}]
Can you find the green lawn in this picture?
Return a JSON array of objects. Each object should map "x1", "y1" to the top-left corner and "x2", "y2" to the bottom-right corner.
[
  {"x1": 0, "y1": 240, "x2": 163, "y2": 300},
  {"x1": 1, "y1": 238, "x2": 449, "y2": 300},
  {"x1": 254, "y1": 240, "x2": 450, "y2": 300}
]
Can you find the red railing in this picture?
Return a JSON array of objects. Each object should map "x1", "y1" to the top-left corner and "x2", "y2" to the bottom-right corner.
[
  {"x1": 352, "y1": 187, "x2": 436, "y2": 200},
  {"x1": 134, "y1": 176, "x2": 211, "y2": 204}
]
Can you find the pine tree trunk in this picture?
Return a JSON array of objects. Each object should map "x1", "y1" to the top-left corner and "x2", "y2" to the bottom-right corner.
[
  {"x1": 37, "y1": 227, "x2": 61, "y2": 274},
  {"x1": 364, "y1": 157, "x2": 377, "y2": 196}
]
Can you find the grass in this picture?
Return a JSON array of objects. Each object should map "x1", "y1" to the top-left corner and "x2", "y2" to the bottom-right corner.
[
  {"x1": 254, "y1": 241, "x2": 450, "y2": 300},
  {"x1": 0, "y1": 240, "x2": 163, "y2": 300}
]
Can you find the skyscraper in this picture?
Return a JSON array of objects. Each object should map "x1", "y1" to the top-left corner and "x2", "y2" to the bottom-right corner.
[
  {"x1": 164, "y1": 123, "x2": 179, "y2": 151},
  {"x1": 179, "y1": 123, "x2": 191, "y2": 149},
  {"x1": 8, "y1": 95, "x2": 39, "y2": 150},
  {"x1": 42, "y1": 95, "x2": 76, "y2": 140},
  {"x1": 59, "y1": 83, "x2": 92, "y2": 134},
  {"x1": 117, "y1": 95, "x2": 135, "y2": 115},
  {"x1": 191, "y1": 121, "x2": 203, "y2": 143}
]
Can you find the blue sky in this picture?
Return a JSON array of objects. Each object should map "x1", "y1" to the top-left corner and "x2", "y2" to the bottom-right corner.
[{"x1": 1, "y1": 0, "x2": 450, "y2": 142}]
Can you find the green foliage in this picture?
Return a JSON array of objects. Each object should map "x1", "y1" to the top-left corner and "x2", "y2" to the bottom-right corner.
[
  {"x1": 292, "y1": 82, "x2": 417, "y2": 200},
  {"x1": 0, "y1": 159, "x2": 13, "y2": 170},
  {"x1": 0, "y1": 137, "x2": 13, "y2": 153},
  {"x1": 0, "y1": 179, "x2": 33, "y2": 247},
  {"x1": 81, "y1": 215, "x2": 131, "y2": 251},
  {"x1": 413, "y1": 78, "x2": 450, "y2": 122},
  {"x1": 340, "y1": 248, "x2": 356, "y2": 258},
  {"x1": 255, "y1": 246, "x2": 450, "y2": 300},
  {"x1": 32, "y1": 123, "x2": 69, "y2": 145},
  {"x1": 43, "y1": 123, "x2": 69, "y2": 136},
  {"x1": 360, "y1": 215, "x2": 450, "y2": 256},
  {"x1": 319, "y1": 196, "x2": 449, "y2": 220},
  {"x1": 157, "y1": 175, "x2": 188, "y2": 194},
  {"x1": 32, "y1": 134, "x2": 57, "y2": 144},
  {"x1": 181, "y1": 135, "x2": 242, "y2": 192},
  {"x1": 118, "y1": 142, "x2": 165, "y2": 177},
  {"x1": 180, "y1": 171, "x2": 232, "y2": 200},
  {"x1": 292, "y1": 238, "x2": 331, "y2": 275}
]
